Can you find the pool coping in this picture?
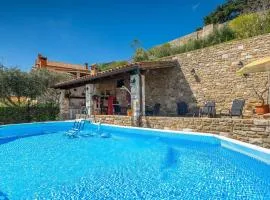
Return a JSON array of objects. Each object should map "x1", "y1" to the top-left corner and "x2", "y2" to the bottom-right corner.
[
  {"x1": 0, "y1": 121, "x2": 74, "y2": 140},
  {"x1": 98, "y1": 123, "x2": 270, "y2": 165},
  {"x1": 0, "y1": 120, "x2": 74, "y2": 128}
]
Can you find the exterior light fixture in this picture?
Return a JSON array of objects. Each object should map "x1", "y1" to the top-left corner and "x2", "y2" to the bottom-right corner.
[
  {"x1": 243, "y1": 73, "x2": 249, "y2": 78},
  {"x1": 191, "y1": 68, "x2": 196, "y2": 76},
  {"x1": 191, "y1": 68, "x2": 201, "y2": 83},
  {"x1": 238, "y1": 61, "x2": 244, "y2": 69}
]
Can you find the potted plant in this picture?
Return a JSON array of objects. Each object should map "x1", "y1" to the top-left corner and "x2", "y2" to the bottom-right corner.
[
  {"x1": 127, "y1": 109, "x2": 132, "y2": 116},
  {"x1": 252, "y1": 80, "x2": 269, "y2": 114}
]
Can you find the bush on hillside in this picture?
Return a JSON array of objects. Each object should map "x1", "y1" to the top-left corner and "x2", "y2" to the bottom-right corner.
[
  {"x1": 142, "y1": 25, "x2": 235, "y2": 60},
  {"x1": 206, "y1": 25, "x2": 235, "y2": 45},
  {"x1": 97, "y1": 61, "x2": 129, "y2": 71},
  {"x1": 229, "y1": 13, "x2": 264, "y2": 39},
  {"x1": 133, "y1": 48, "x2": 149, "y2": 62},
  {"x1": 148, "y1": 43, "x2": 172, "y2": 59},
  {"x1": 129, "y1": 12, "x2": 270, "y2": 63},
  {"x1": 170, "y1": 39, "x2": 205, "y2": 55},
  {"x1": 262, "y1": 11, "x2": 270, "y2": 33}
]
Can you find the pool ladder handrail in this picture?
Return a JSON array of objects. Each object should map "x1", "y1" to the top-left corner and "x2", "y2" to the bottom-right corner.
[{"x1": 66, "y1": 107, "x2": 88, "y2": 137}]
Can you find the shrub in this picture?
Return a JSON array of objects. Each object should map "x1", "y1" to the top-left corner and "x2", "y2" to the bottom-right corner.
[
  {"x1": 262, "y1": 11, "x2": 270, "y2": 33},
  {"x1": 206, "y1": 25, "x2": 235, "y2": 45},
  {"x1": 146, "y1": 25, "x2": 235, "y2": 60},
  {"x1": 0, "y1": 103, "x2": 59, "y2": 124},
  {"x1": 133, "y1": 48, "x2": 149, "y2": 62},
  {"x1": 148, "y1": 43, "x2": 172, "y2": 58},
  {"x1": 97, "y1": 61, "x2": 129, "y2": 71},
  {"x1": 170, "y1": 45, "x2": 186, "y2": 55},
  {"x1": 132, "y1": 25, "x2": 236, "y2": 61},
  {"x1": 229, "y1": 13, "x2": 264, "y2": 39}
]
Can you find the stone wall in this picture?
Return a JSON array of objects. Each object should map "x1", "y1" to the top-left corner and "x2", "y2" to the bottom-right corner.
[
  {"x1": 59, "y1": 90, "x2": 70, "y2": 120},
  {"x1": 88, "y1": 115, "x2": 270, "y2": 148},
  {"x1": 145, "y1": 67, "x2": 197, "y2": 116},
  {"x1": 141, "y1": 117, "x2": 270, "y2": 148},
  {"x1": 168, "y1": 24, "x2": 224, "y2": 47},
  {"x1": 92, "y1": 115, "x2": 132, "y2": 126},
  {"x1": 69, "y1": 86, "x2": 86, "y2": 109},
  {"x1": 59, "y1": 86, "x2": 86, "y2": 119},
  {"x1": 148, "y1": 33, "x2": 270, "y2": 117}
]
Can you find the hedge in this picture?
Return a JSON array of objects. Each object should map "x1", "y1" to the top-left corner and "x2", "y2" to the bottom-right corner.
[{"x1": 0, "y1": 104, "x2": 59, "y2": 125}]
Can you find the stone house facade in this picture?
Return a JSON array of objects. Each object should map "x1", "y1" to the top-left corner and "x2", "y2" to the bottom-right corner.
[
  {"x1": 157, "y1": 33, "x2": 270, "y2": 117},
  {"x1": 53, "y1": 61, "x2": 177, "y2": 125},
  {"x1": 54, "y1": 33, "x2": 270, "y2": 121}
]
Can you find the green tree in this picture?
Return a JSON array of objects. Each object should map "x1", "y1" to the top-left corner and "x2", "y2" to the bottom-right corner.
[
  {"x1": 0, "y1": 67, "x2": 29, "y2": 106},
  {"x1": 0, "y1": 66, "x2": 70, "y2": 106},
  {"x1": 31, "y1": 69, "x2": 71, "y2": 104},
  {"x1": 203, "y1": 0, "x2": 270, "y2": 25},
  {"x1": 204, "y1": 0, "x2": 244, "y2": 25}
]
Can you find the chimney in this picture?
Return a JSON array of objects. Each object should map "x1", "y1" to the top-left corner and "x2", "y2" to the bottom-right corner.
[
  {"x1": 37, "y1": 53, "x2": 47, "y2": 68},
  {"x1": 84, "y1": 62, "x2": 89, "y2": 70},
  {"x1": 90, "y1": 64, "x2": 98, "y2": 76}
]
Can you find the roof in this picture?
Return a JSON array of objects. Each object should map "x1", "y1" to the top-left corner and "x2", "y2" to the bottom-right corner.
[
  {"x1": 34, "y1": 54, "x2": 90, "y2": 75},
  {"x1": 46, "y1": 61, "x2": 87, "y2": 71},
  {"x1": 53, "y1": 60, "x2": 177, "y2": 89}
]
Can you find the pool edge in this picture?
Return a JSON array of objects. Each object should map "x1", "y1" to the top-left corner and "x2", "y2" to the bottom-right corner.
[{"x1": 98, "y1": 123, "x2": 270, "y2": 165}]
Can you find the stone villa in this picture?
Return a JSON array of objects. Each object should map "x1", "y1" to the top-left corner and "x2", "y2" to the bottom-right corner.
[
  {"x1": 52, "y1": 33, "x2": 270, "y2": 148},
  {"x1": 33, "y1": 54, "x2": 91, "y2": 78},
  {"x1": 53, "y1": 61, "x2": 177, "y2": 123}
]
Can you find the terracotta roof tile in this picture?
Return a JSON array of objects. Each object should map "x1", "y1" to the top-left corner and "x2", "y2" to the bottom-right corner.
[
  {"x1": 53, "y1": 60, "x2": 177, "y2": 89},
  {"x1": 47, "y1": 61, "x2": 86, "y2": 70}
]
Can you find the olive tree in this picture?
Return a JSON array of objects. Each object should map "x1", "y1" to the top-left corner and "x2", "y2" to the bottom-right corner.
[{"x1": 0, "y1": 65, "x2": 71, "y2": 106}]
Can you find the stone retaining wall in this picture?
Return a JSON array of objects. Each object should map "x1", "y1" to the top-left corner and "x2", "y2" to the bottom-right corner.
[
  {"x1": 150, "y1": 33, "x2": 270, "y2": 117},
  {"x1": 91, "y1": 115, "x2": 270, "y2": 149},
  {"x1": 141, "y1": 117, "x2": 270, "y2": 148},
  {"x1": 92, "y1": 115, "x2": 132, "y2": 126},
  {"x1": 168, "y1": 24, "x2": 224, "y2": 47}
]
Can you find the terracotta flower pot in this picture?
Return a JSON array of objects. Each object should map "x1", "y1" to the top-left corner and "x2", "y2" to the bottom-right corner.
[
  {"x1": 127, "y1": 109, "x2": 132, "y2": 116},
  {"x1": 255, "y1": 104, "x2": 269, "y2": 115}
]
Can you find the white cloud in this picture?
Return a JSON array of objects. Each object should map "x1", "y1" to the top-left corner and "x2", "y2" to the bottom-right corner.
[{"x1": 192, "y1": 3, "x2": 200, "y2": 11}]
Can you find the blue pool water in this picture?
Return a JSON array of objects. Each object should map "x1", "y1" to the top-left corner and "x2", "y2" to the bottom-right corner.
[{"x1": 0, "y1": 121, "x2": 270, "y2": 199}]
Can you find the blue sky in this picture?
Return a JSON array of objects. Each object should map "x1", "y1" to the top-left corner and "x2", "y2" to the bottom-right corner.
[{"x1": 0, "y1": 0, "x2": 224, "y2": 71}]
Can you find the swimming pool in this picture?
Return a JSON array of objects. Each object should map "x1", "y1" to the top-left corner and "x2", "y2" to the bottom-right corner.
[{"x1": 0, "y1": 121, "x2": 269, "y2": 199}]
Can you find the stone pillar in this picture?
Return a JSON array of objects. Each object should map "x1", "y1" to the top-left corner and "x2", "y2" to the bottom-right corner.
[
  {"x1": 85, "y1": 84, "x2": 95, "y2": 116},
  {"x1": 59, "y1": 90, "x2": 70, "y2": 120},
  {"x1": 141, "y1": 73, "x2": 146, "y2": 116},
  {"x1": 130, "y1": 70, "x2": 141, "y2": 126}
]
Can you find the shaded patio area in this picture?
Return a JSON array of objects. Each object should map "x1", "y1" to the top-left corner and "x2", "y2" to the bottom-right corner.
[{"x1": 53, "y1": 61, "x2": 178, "y2": 125}]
